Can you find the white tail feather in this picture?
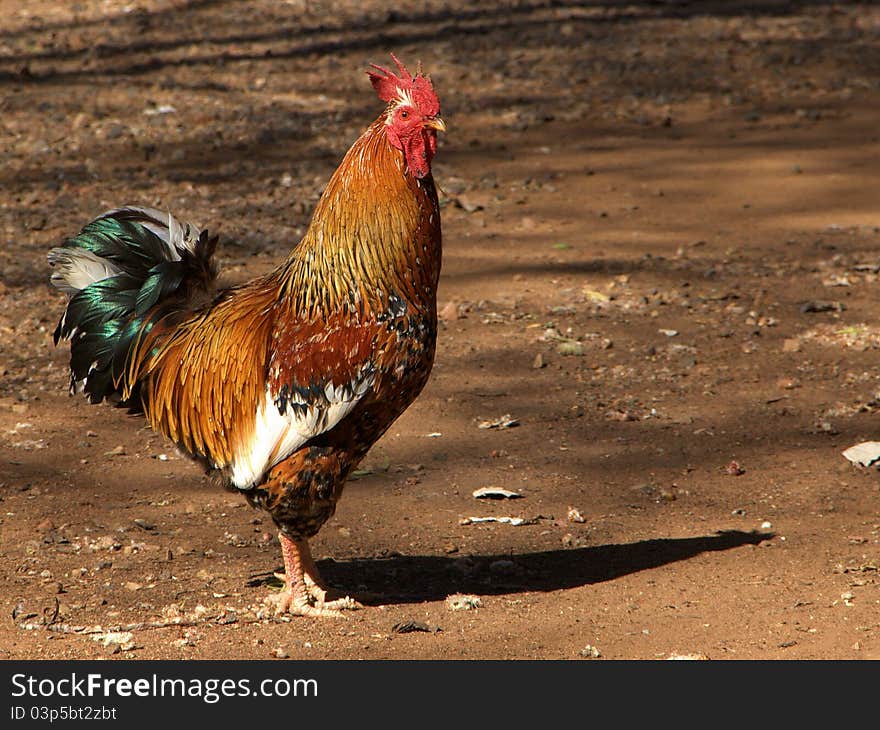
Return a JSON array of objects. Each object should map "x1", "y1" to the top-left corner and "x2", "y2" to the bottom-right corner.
[
  {"x1": 47, "y1": 248, "x2": 123, "y2": 295},
  {"x1": 100, "y1": 206, "x2": 203, "y2": 260}
]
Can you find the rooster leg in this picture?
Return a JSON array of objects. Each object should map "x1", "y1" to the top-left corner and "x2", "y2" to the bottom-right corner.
[
  {"x1": 295, "y1": 538, "x2": 362, "y2": 611},
  {"x1": 270, "y1": 534, "x2": 360, "y2": 617}
]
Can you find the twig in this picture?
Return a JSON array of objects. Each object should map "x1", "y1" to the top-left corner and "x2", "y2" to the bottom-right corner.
[{"x1": 18, "y1": 612, "x2": 284, "y2": 635}]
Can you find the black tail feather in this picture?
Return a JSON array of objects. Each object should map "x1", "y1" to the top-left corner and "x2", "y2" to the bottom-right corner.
[{"x1": 49, "y1": 207, "x2": 219, "y2": 404}]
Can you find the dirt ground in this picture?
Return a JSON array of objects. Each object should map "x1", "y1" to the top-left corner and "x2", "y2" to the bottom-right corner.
[{"x1": 1, "y1": 0, "x2": 879, "y2": 661}]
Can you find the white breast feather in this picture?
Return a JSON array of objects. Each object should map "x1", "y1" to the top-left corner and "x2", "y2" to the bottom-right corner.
[{"x1": 228, "y1": 373, "x2": 375, "y2": 489}]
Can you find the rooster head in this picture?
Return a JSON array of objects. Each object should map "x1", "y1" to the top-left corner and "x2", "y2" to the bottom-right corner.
[{"x1": 368, "y1": 53, "x2": 445, "y2": 179}]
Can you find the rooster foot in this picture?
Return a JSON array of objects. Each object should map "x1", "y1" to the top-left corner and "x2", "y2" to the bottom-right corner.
[
  {"x1": 269, "y1": 533, "x2": 362, "y2": 618},
  {"x1": 266, "y1": 587, "x2": 348, "y2": 619},
  {"x1": 273, "y1": 571, "x2": 363, "y2": 613}
]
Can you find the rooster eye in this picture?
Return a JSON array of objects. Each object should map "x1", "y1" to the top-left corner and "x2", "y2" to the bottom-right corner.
[{"x1": 400, "y1": 110, "x2": 409, "y2": 120}]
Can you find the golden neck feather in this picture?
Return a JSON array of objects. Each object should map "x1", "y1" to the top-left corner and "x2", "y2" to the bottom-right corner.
[{"x1": 279, "y1": 117, "x2": 441, "y2": 316}]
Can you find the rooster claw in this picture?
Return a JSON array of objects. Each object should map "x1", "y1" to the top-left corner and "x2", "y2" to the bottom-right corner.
[
  {"x1": 265, "y1": 591, "x2": 346, "y2": 619},
  {"x1": 322, "y1": 595, "x2": 363, "y2": 611},
  {"x1": 265, "y1": 589, "x2": 361, "y2": 618},
  {"x1": 270, "y1": 535, "x2": 362, "y2": 618}
]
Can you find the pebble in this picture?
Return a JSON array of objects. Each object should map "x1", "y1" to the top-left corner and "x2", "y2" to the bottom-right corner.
[
  {"x1": 567, "y1": 507, "x2": 586, "y2": 523},
  {"x1": 392, "y1": 621, "x2": 431, "y2": 634},
  {"x1": 439, "y1": 300, "x2": 461, "y2": 321},
  {"x1": 473, "y1": 487, "x2": 522, "y2": 500},
  {"x1": 800, "y1": 300, "x2": 844, "y2": 313},
  {"x1": 556, "y1": 341, "x2": 585, "y2": 356},
  {"x1": 90, "y1": 536, "x2": 121, "y2": 552},
  {"x1": 489, "y1": 559, "x2": 517, "y2": 575},
  {"x1": 446, "y1": 594, "x2": 483, "y2": 611}
]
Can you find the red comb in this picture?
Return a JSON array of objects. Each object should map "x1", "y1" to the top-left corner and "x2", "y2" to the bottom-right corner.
[{"x1": 367, "y1": 53, "x2": 440, "y2": 117}]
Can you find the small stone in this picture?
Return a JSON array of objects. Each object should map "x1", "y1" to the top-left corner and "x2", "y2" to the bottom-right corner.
[
  {"x1": 532, "y1": 353, "x2": 546, "y2": 369},
  {"x1": 37, "y1": 518, "x2": 55, "y2": 532},
  {"x1": 392, "y1": 620, "x2": 431, "y2": 634},
  {"x1": 556, "y1": 341, "x2": 585, "y2": 356},
  {"x1": 440, "y1": 301, "x2": 461, "y2": 321},
  {"x1": 782, "y1": 338, "x2": 801, "y2": 352},
  {"x1": 104, "y1": 445, "x2": 126, "y2": 457},
  {"x1": 92, "y1": 631, "x2": 136, "y2": 652},
  {"x1": 454, "y1": 195, "x2": 484, "y2": 213},
  {"x1": 477, "y1": 414, "x2": 519, "y2": 430},
  {"x1": 91, "y1": 535, "x2": 121, "y2": 552},
  {"x1": 446, "y1": 594, "x2": 482, "y2": 611},
  {"x1": 567, "y1": 507, "x2": 586, "y2": 524},
  {"x1": 272, "y1": 647, "x2": 289, "y2": 659},
  {"x1": 488, "y1": 559, "x2": 517, "y2": 575},
  {"x1": 580, "y1": 645, "x2": 602, "y2": 658},
  {"x1": 800, "y1": 300, "x2": 844, "y2": 314},
  {"x1": 473, "y1": 487, "x2": 522, "y2": 500}
]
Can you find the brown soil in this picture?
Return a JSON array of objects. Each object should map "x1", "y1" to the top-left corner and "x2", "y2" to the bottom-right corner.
[{"x1": 1, "y1": 1, "x2": 879, "y2": 661}]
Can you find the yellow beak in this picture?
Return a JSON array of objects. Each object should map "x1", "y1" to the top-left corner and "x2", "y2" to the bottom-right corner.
[{"x1": 425, "y1": 116, "x2": 447, "y2": 133}]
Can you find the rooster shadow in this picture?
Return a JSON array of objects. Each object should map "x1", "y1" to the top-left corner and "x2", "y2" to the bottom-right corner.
[{"x1": 258, "y1": 529, "x2": 771, "y2": 605}]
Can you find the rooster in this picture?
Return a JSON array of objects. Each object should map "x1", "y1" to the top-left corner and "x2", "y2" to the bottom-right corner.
[{"x1": 48, "y1": 54, "x2": 445, "y2": 617}]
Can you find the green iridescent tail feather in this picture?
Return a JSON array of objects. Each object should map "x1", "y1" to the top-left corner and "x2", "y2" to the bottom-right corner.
[{"x1": 49, "y1": 206, "x2": 218, "y2": 404}]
